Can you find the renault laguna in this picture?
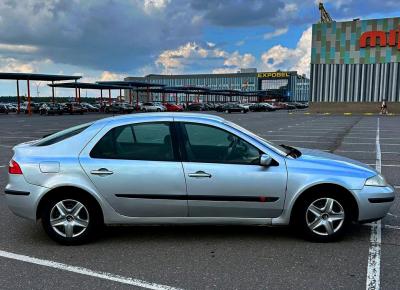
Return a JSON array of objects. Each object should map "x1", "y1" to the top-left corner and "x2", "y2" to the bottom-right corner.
[{"x1": 4, "y1": 113, "x2": 394, "y2": 244}]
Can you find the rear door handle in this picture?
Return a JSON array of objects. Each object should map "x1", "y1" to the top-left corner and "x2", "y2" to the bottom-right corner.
[
  {"x1": 188, "y1": 171, "x2": 212, "y2": 178},
  {"x1": 90, "y1": 168, "x2": 114, "y2": 176}
]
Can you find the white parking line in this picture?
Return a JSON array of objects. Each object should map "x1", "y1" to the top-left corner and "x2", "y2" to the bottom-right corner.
[
  {"x1": 343, "y1": 142, "x2": 400, "y2": 146},
  {"x1": 0, "y1": 250, "x2": 181, "y2": 290},
  {"x1": 0, "y1": 144, "x2": 13, "y2": 148},
  {"x1": 0, "y1": 165, "x2": 7, "y2": 168},
  {"x1": 366, "y1": 118, "x2": 382, "y2": 290}
]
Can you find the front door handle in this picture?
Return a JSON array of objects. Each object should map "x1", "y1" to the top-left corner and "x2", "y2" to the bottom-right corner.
[
  {"x1": 188, "y1": 171, "x2": 212, "y2": 178},
  {"x1": 90, "y1": 168, "x2": 114, "y2": 176}
]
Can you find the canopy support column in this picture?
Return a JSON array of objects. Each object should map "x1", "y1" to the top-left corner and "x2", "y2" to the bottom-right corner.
[
  {"x1": 51, "y1": 81, "x2": 55, "y2": 104},
  {"x1": 16, "y1": 80, "x2": 20, "y2": 114},
  {"x1": 108, "y1": 89, "x2": 111, "y2": 105},
  {"x1": 27, "y1": 80, "x2": 31, "y2": 116},
  {"x1": 136, "y1": 88, "x2": 139, "y2": 111}
]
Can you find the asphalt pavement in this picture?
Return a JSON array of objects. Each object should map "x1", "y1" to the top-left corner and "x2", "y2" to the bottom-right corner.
[{"x1": 0, "y1": 111, "x2": 399, "y2": 290}]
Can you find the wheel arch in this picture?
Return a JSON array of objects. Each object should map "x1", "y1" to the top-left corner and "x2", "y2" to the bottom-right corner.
[
  {"x1": 289, "y1": 183, "x2": 359, "y2": 224},
  {"x1": 36, "y1": 186, "x2": 104, "y2": 222}
]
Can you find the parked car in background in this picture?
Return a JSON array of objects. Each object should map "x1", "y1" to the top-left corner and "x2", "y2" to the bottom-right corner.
[
  {"x1": 63, "y1": 102, "x2": 85, "y2": 115},
  {"x1": 24, "y1": 103, "x2": 41, "y2": 114},
  {"x1": 239, "y1": 103, "x2": 253, "y2": 110},
  {"x1": 164, "y1": 103, "x2": 183, "y2": 112},
  {"x1": 39, "y1": 103, "x2": 64, "y2": 115},
  {"x1": 104, "y1": 103, "x2": 134, "y2": 114},
  {"x1": 0, "y1": 104, "x2": 9, "y2": 114},
  {"x1": 187, "y1": 103, "x2": 207, "y2": 111},
  {"x1": 81, "y1": 103, "x2": 99, "y2": 112},
  {"x1": 6, "y1": 104, "x2": 17, "y2": 112},
  {"x1": 293, "y1": 102, "x2": 309, "y2": 109},
  {"x1": 224, "y1": 103, "x2": 249, "y2": 113},
  {"x1": 141, "y1": 102, "x2": 166, "y2": 112},
  {"x1": 249, "y1": 103, "x2": 263, "y2": 112},
  {"x1": 261, "y1": 103, "x2": 277, "y2": 111}
]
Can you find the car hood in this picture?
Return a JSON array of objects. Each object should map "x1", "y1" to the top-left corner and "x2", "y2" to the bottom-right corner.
[{"x1": 295, "y1": 147, "x2": 377, "y2": 176}]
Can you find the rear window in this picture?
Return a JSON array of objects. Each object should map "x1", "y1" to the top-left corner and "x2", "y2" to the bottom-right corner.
[{"x1": 35, "y1": 122, "x2": 93, "y2": 146}]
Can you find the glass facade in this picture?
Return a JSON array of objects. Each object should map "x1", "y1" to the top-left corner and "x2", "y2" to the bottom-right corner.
[{"x1": 126, "y1": 71, "x2": 309, "y2": 103}]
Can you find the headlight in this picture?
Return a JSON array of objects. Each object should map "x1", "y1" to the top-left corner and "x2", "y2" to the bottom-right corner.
[{"x1": 365, "y1": 174, "x2": 387, "y2": 187}]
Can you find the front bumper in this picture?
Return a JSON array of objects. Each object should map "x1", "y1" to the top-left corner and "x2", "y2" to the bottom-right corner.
[
  {"x1": 4, "y1": 175, "x2": 48, "y2": 221},
  {"x1": 353, "y1": 185, "x2": 395, "y2": 222}
]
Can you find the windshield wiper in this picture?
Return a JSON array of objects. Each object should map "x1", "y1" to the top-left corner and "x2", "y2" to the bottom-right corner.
[{"x1": 280, "y1": 144, "x2": 301, "y2": 158}]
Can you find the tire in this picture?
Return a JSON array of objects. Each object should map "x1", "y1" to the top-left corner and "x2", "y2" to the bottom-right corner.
[
  {"x1": 241, "y1": 109, "x2": 245, "y2": 113},
  {"x1": 225, "y1": 110, "x2": 229, "y2": 113},
  {"x1": 294, "y1": 192, "x2": 351, "y2": 242},
  {"x1": 41, "y1": 192, "x2": 103, "y2": 245},
  {"x1": 157, "y1": 108, "x2": 161, "y2": 112}
]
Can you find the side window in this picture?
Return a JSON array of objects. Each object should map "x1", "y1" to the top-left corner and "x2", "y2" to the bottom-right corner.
[
  {"x1": 182, "y1": 123, "x2": 261, "y2": 165},
  {"x1": 90, "y1": 122, "x2": 175, "y2": 161}
]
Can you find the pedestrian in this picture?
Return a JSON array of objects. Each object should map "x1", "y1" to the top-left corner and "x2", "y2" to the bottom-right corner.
[{"x1": 380, "y1": 99, "x2": 388, "y2": 115}]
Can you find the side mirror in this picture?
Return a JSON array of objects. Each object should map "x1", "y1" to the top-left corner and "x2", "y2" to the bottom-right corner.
[{"x1": 260, "y1": 153, "x2": 273, "y2": 166}]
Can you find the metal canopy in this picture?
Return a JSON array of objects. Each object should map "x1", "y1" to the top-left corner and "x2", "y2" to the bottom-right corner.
[
  {"x1": 164, "y1": 86, "x2": 210, "y2": 92},
  {"x1": 48, "y1": 82, "x2": 132, "y2": 90},
  {"x1": 97, "y1": 81, "x2": 165, "y2": 87},
  {"x1": 0, "y1": 72, "x2": 81, "y2": 81}
]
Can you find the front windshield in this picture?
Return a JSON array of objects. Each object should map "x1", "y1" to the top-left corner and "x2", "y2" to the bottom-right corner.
[{"x1": 224, "y1": 120, "x2": 291, "y2": 156}]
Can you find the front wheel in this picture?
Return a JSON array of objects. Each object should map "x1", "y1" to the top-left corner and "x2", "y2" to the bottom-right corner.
[
  {"x1": 294, "y1": 193, "x2": 350, "y2": 242},
  {"x1": 41, "y1": 193, "x2": 102, "y2": 245}
]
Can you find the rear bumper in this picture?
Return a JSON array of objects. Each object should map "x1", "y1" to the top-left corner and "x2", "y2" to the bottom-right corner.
[
  {"x1": 4, "y1": 175, "x2": 48, "y2": 221},
  {"x1": 353, "y1": 185, "x2": 395, "y2": 222}
]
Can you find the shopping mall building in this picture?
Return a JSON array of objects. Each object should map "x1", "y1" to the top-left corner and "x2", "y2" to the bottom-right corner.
[
  {"x1": 311, "y1": 17, "x2": 400, "y2": 112},
  {"x1": 125, "y1": 70, "x2": 310, "y2": 103}
]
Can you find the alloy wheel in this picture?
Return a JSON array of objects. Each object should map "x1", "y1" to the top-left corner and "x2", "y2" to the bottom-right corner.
[
  {"x1": 49, "y1": 199, "x2": 90, "y2": 238},
  {"x1": 305, "y1": 198, "x2": 345, "y2": 236}
]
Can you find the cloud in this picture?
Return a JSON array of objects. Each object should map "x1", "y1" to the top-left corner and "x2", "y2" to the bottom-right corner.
[
  {"x1": 263, "y1": 27, "x2": 288, "y2": 40},
  {"x1": 261, "y1": 27, "x2": 311, "y2": 76},
  {"x1": 0, "y1": 0, "x2": 203, "y2": 73},
  {"x1": 156, "y1": 42, "x2": 256, "y2": 74},
  {"x1": 0, "y1": 43, "x2": 38, "y2": 53},
  {"x1": 0, "y1": 58, "x2": 35, "y2": 73},
  {"x1": 189, "y1": 0, "x2": 288, "y2": 27},
  {"x1": 223, "y1": 51, "x2": 255, "y2": 68}
]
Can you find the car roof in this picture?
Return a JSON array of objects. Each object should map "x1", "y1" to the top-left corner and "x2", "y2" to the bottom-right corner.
[{"x1": 94, "y1": 112, "x2": 225, "y2": 126}]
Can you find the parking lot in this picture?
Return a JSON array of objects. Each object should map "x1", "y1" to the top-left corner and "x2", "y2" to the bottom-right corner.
[{"x1": 0, "y1": 111, "x2": 399, "y2": 289}]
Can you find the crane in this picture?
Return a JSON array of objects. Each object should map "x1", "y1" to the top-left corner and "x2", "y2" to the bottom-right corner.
[{"x1": 319, "y1": 1, "x2": 333, "y2": 23}]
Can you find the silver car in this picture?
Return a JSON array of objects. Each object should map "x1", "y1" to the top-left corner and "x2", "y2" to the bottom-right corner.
[{"x1": 5, "y1": 113, "x2": 395, "y2": 244}]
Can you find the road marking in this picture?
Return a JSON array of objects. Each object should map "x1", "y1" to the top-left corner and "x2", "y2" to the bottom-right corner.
[
  {"x1": 0, "y1": 144, "x2": 13, "y2": 148},
  {"x1": 0, "y1": 250, "x2": 181, "y2": 290},
  {"x1": 366, "y1": 118, "x2": 381, "y2": 290},
  {"x1": 343, "y1": 142, "x2": 400, "y2": 146},
  {"x1": 364, "y1": 223, "x2": 400, "y2": 231}
]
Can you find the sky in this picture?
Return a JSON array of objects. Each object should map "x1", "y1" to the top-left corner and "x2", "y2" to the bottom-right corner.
[{"x1": 0, "y1": 0, "x2": 400, "y2": 97}]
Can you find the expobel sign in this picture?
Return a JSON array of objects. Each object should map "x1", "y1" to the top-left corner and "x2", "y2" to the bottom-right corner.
[
  {"x1": 360, "y1": 30, "x2": 400, "y2": 49},
  {"x1": 257, "y1": 72, "x2": 289, "y2": 78}
]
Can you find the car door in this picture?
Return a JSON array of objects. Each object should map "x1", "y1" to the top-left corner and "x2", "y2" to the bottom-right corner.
[
  {"x1": 177, "y1": 121, "x2": 287, "y2": 218},
  {"x1": 79, "y1": 120, "x2": 188, "y2": 217}
]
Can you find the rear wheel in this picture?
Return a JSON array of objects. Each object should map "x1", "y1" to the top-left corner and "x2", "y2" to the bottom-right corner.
[
  {"x1": 294, "y1": 193, "x2": 350, "y2": 242},
  {"x1": 41, "y1": 193, "x2": 102, "y2": 245}
]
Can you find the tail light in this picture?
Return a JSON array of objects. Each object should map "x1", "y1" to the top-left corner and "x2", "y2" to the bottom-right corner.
[{"x1": 9, "y1": 159, "x2": 23, "y2": 175}]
